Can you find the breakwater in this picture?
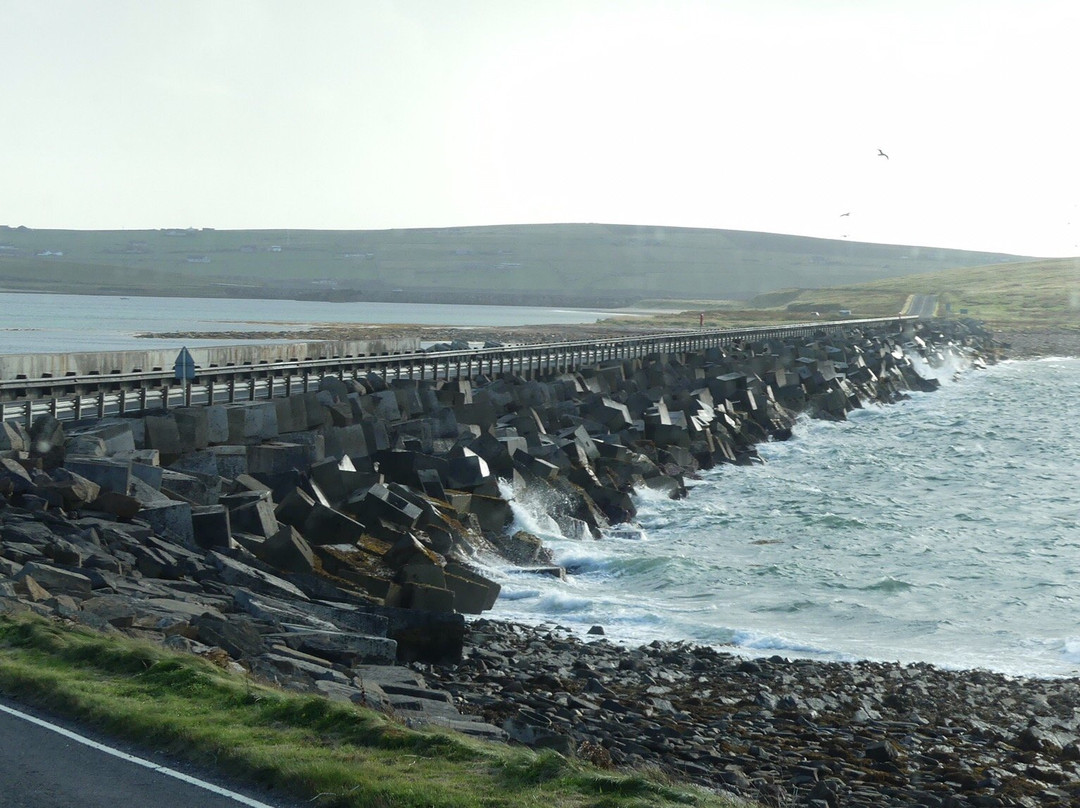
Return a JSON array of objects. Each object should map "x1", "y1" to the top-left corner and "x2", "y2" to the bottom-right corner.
[{"x1": 5, "y1": 317, "x2": 1066, "y2": 808}]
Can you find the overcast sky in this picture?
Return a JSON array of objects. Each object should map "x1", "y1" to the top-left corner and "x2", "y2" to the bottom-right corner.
[{"x1": 3, "y1": 1, "x2": 1079, "y2": 256}]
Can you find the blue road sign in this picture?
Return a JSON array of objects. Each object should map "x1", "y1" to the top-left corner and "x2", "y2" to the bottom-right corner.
[{"x1": 174, "y1": 347, "x2": 196, "y2": 381}]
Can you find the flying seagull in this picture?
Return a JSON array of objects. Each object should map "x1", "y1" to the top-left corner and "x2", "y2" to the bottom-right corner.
[
  {"x1": 878, "y1": 149, "x2": 889, "y2": 159},
  {"x1": 840, "y1": 212, "x2": 850, "y2": 217}
]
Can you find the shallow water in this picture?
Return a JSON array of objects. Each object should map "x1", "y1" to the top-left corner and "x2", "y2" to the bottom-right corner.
[
  {"x1": 0, "y1": 291, "x2": 612, "y2": 354},
  {"x1": 487, "y1": 355, "x2": 1080, "y2": 677}
]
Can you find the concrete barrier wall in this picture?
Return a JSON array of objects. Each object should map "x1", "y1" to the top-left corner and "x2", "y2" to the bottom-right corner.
[{"x1": 0, "y1": 338, "x2": 421, "y2": 380}]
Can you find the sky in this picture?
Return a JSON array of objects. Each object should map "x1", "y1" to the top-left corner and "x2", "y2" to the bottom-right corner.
[{"x1": 3, "y1": 0, "x2": 1080, "y2": 256}]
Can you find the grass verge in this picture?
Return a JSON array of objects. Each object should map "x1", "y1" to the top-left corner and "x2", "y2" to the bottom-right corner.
[{"x1": 0, "y1": 612, "x2": 748, "y2": 808}]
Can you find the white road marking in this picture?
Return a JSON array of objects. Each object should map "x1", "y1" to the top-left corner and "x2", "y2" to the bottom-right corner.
[{"x1": 0, "y1": 700, "x2": 281, "y2": 808}]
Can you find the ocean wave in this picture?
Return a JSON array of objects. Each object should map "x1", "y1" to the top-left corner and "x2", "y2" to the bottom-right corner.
[
  {"x1": 730, "y1": 629, "x2": 854, "y2": 660},
  {"x1": 534, "y1": 593, "x2": 595, "y2": 613}
]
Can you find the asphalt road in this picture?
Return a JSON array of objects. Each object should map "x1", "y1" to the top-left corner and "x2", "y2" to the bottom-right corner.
[
  {"x1": 902, "y1": 294, "x2": 939, "y2": 318},
  {"x1": 0, "y1": 698, "x2": 304, "y2": 808}
]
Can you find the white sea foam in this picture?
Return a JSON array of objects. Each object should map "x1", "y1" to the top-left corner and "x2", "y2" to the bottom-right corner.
[{"x1": 485, "y1": 358, "x2": 1080, "y2": 677}]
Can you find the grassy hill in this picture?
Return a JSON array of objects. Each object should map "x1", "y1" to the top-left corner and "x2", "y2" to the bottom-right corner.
[
  {"x1": 0, "y1": 223, "x2": 1030, "y2": 306},
  {"x1": 622, "y1": 258, "x2": 1080, "y2": 331}
]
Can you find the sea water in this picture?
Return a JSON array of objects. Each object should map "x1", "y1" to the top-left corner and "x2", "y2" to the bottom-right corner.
[
  {"x1": 487, "y1": 355, "x2": 1080, "y2": 678},
  {"x1": 0, "y1": 292, "x2": 615, "y2": 355}
]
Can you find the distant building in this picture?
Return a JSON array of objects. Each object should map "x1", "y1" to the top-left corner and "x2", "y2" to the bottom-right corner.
[
  {"x1": 269, "y1": 245, "x2": 283, "y2": 252},
  {"x1": 186, "y1": 255, "x2": 210, "y2": 263}
]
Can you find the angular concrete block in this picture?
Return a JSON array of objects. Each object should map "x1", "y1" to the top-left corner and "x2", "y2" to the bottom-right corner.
[
  {"x1": 324, "y1": 424, "x2": 369, "y2": 461},
  {"x1": 64, "y1": 457, "x2": 132, "y2": 495},
  {"x1": 143, "y1": 414, "x2": 181, "y2": 459},
  {"x1": 247, "y1": 442, "x2": 311, "y2": 476},
  {"x1": 302, "y1": 504, "x2": 365, "y2": 545},
  {"x1": 16, "y1": 562, "x2": 93, "y2": 598},
  {"x1": 191, "y1": 505, "x2": 234, "y2": 550},
  {"x1": 258, "y1": 524, "x2": 316, "y2": 575},
  {"x1": 139, "y1": 500, "x2": 194, "y2": 546},
  {"x1": 173, "y1": 408, "x2": 209, "y2": 452},
  {"x1": 208, "y1": 445, "x2": 248, "y2": 479}
]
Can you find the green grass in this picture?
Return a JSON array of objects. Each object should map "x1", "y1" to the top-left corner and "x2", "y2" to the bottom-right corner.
[
  {"x1": 746, "y1": 258, "x2": 1080, "y2": 330},
  {"x1": 0, "y1": 612, "x2": 748, "y2": 808},
  {"x1": 616, "y1": 257, "x2": 1080, "y2": 332}
]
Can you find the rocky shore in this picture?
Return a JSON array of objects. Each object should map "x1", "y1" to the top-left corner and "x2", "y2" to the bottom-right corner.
[
  {"x1": 429, "y1": 619, "x2": 1080, "y2": 808},
  {"x1": 5, "y1": 317, "x2": 1070, "y2": 807}
]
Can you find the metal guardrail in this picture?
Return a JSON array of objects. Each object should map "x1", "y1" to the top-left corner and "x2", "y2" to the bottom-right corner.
[{"x1": 0, "y1": 316, "x2": 917, "y2": 426}]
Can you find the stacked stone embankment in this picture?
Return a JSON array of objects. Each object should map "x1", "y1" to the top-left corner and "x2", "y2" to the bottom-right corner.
[{"x1": 0, "y1": 317, "x2": 1028, "y2": 805}]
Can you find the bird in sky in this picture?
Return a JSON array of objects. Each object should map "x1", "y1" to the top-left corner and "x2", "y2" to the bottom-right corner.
[
  {"x1": 840, "y1": 212, "x2": 850, "y2": 217},
  {"x1": 878, "y1": 149, "x2": 889, "y2": 159}
]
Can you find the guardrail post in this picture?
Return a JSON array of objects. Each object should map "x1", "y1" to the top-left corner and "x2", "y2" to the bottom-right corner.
[
  {"x1": 23, "y1": 400, "x2": 32, "y2": 428},
  {"x1": 73, "y1": 396, "x2": 81, "y2": 422}
]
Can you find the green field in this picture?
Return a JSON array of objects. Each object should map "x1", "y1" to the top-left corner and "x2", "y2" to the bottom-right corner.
[{"x1": 0, "y1": 223, "x2": 1029, "y2": 306}]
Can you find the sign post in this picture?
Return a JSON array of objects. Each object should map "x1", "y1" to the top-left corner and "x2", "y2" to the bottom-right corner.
[{"x1": 174, "y1": 347, "x2": 196, "y2": 407}]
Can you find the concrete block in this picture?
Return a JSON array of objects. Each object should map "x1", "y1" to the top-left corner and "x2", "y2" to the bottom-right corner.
[
  {"x1": 64, "y1": 457, "x2": 132, "y2": 495},
  {"x1": 360, "y1": 418, "x2": 390, "y2": 453},
  {"x1": 68, "y1": 421, "x2": 137, "y2": 456},
  {"x1": 302, "y1": 504, "x2": 365, "y2": 545},
  {"x1": 466, "y1": 493, "x2": 512, "y2": 533},
  {"x1": 257, "y1": 525, "x2": 315, "y2": 575},
  {"x1": 443, "y1": 563, "x2": 501, "y2": 614},
  {"x1": 324, "y1": 424, "x2": 369, "y2": 460},
  {"x1": 512, "y1": 449, "x2": 560, "y2": 481},
  {"x1": 173, "y1": 408, "x2": 209, "y2": 451},
  {"x1": 16, "y1": 561, "x2": 93, "y2": 598},
  {"x1": 247, "y1": 442, "x2": 311, "y2": 476},
  {"x1": 167, "y1": 450, "x2": 220, "y2": 477},
  {"x1": 0, "y1": 421, "x2": 27, "y2": 452},
  {"x1": 191, "y1": 505, "x2": 234, "y2": 550},
  {"x1": 415, "y1": 468, "x2": 446, "y2": 502},
  {"x1": 368, "y1": 390, "x2": 401, "y2": 422},
  {"x1": 272, "y1": 397, "x2": 298, "y2": 434},
  {"x1": 208, "y1": 445, "x2": 248, "y2": 479},
  {"x1": 353, "y1": 483, "x2": 423, "y2": 529},
  {"x1": 226, "y1": 402, "x2": 279, "y2": 443},
  {"x1": 223, "y1": 496, "x2": 278, "y2": 538},
  {"x1": 274, "y1": 486, "x2": 316, "y2": 529},
  {"x1": 203, "y1": 405, "x2": 229, "y2": 444},
  {"x1": 143, "y1": 414, "x2": 181, "y2": 459},
  {"x1": 139, "y1": 500, "x2": 194, "y2": 546},
  {"x1": 129, "y1": 461, "x2": 164, "y2": 491},
  {"x1": 211, "y1": 551, "x2": 308, "y2": 601},
  {"x1": 160, "y1": 468, "x2": 220, "y2": 506},
  {"x1": 294, "y1": 630, "x2": 397, "y2": 666},
  {"x1": 445, "y1": 447, "x2": 492, "y2": 490},
  {"x1": 400, "y1": 582, "x2": 455, "y2": 613}
]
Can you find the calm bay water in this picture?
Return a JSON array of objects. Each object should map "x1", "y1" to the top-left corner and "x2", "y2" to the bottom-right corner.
[
  {"x1": 0, "y1": 291, "x2": 613, "y2": 354},
  {"x1": 489, "y1": 355, "x2": 1080, "y2": 678}
]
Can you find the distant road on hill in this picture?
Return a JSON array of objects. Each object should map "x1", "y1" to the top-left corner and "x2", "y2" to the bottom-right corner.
[{"x1": 901, "y1": 294, "x2": 939, "y2": 318}]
